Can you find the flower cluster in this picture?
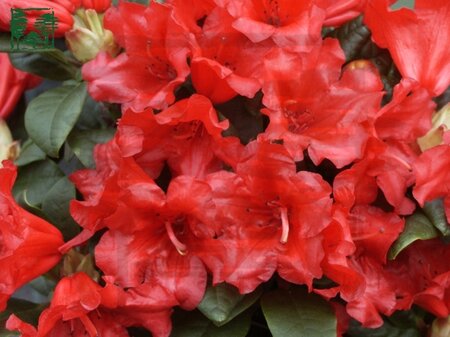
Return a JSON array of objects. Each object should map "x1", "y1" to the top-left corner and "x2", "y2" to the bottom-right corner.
[{"x1": 1, "y1": 0, "x2": 450, "y2": 336}]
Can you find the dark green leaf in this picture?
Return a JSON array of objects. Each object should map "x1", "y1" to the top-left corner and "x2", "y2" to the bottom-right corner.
[
  {"x1": 0, "y1": 298, "x2": 46, "y2": 327},
  {"x1": 327, "y1": 16, "x2": 371, "y2": 62},
  {"x1": 170, "y1": 309, "x2": 251, "y2": 337},
  {"x1": 25, "y1": 82, "x2": 88, "y2": 157},
  {"x1": 347, "y1": 314, "x2": 421, "y2": 337},
  {"x1": 0, "y1": 32, "x2": 12, "y2": 52},
  {"x1": 423, "y1": 199, "x2": 450, "y2": 236},
  {"x1": 9, "y1": 49, "x2": 77, "y2": 81},
  {"x1": 41, "y1": 177, "x2": 79, "y2": 240},
  {"x1": 197, "y1": 283, "x2": 262, "y2": 327},
  {"x1": 13, "y1": 159, "x2": 64, "y2": 207},
  {"x1": 67, "y1": 128, "x2": 115, "y2": 168},
  {"x1": 76, "y1": 95, "x2": 108, "y2": 130},
  {"x1": 15, "y1": 139, "x2": 46, "y2": 166},
  {"x1": 388, "y1": 212, "x2": 440, "y2": 260},
  {"x1": 261, "y1": 288, "x2": 336, "y2": 337}
]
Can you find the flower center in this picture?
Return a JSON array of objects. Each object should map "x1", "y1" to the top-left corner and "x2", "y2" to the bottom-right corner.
[{"x1": 165, "y1": 221, "x2": 187, "y2": 255}]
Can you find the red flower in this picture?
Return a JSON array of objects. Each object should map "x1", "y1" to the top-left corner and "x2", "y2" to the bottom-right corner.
[
  {"x1": 342, "y1": 206, "x2": 404, "y2": 327},
  {"x1": 215, "y1": 0, "x2": 325, "y2": 52},
  {"x1": 374, "y1": 79, "x2": 435, "y2": 142},
  {"x1": 0, "y1": 0, "x2": 75, "y2": 36},
  {"x1": 387, "y1": 239, "x2": 450, "y2": 318},
  {"x1": 0, "y1": 53, "x2": 41, "y2": 119},
  {"x1": 0, "y1": 161, "x2": 63, "y2": 311},
  {"x1": 66, "y1": 156, "x2": 211, "y2": 313},
  {"x1": 261, "y1": 39, "x2": 384, "y2": 167},
  {"x1": 115, "y1": 95, "x2": 242, "y2": 178},
  {"x1": 199, "y1": 142, "x2": 333, "y2": 293},
  {"x1": 72, "y1": 0, "x2": 111, "y2": 12},
  {"x1": 365, "y1": 0, "x2": 450, "y2": 97},
  {"x1": 6, "y1": 272, "x2": 173, "y2": 337},
  {"x1": 334, "y1": 138, "x2": 417, "y2": 215},
  {"x1": 322, "y1": 0, "x2": 367, "y2": 27},
  {"x1": 82, "y1": 1, "x2": 193, "y2": 110},
  {"x1": 190, "y1": 8, "x2": 271, "y2": 103},
  {"x1": 413, "y1": 145, "x2": 450, "y2": 222}
]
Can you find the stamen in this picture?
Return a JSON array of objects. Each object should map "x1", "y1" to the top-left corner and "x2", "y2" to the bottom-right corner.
[
  {"x1": 165, "y1": 221, "x2": 187, "y2": 255},
  {"x1": 280, "y1": 207, "x2": 289, "y2": 244},
  {"x1": 79, "y1": 315, "x2": 98, "y2": 337}
]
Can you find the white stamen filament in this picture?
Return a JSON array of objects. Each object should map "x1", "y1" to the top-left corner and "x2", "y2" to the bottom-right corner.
[
  {"x1": 280, "y1": 207, "x2": 289, "y2": 244},
  {"x1": 165, "y1": 221, "x2": 187, "y2": 255}
]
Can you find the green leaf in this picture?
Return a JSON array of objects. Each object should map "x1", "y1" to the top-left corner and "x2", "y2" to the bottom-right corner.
[
  {"x1": 422, "y1": 199, "x2": 450, "y2": 236},
  {"x1": 0, "y1": 32, "x2": 12, "y2": 52},
  {"x1": 261, "y1": 288, "x2": 336, "y2": 337},
  {"x1": 15, "y1": 139, "x2": 46, "y2": 166},
  {"x1": 346, "y1": 314, "x2": 422, "y2": 337},
  {"x1": 9, "y1": 49, "x2": 77, "y2": 81},
  {"x1": 327, "y1": 16, "x2": 372, "y2": 62},
  {"x1": 13, "y1": 159, "x2": 64, "y2": 207},
  {"x1": 67, "y1": 128, "x2": 115, "y2": 168},
  {"x1": 41, "y1": 177, "x2": 79, "y2": 240},
  {"x1": 0, "y1": 298, "x2": 46, "y2": 327},
  {"x1": 390, "y1": 0, "x2": 415, "y2": 10},
  {"x1": 197, "y1": 283, "x2": 262, "y2": 327},
  {"x1": 388, "y1": 213, "x2": 440, "y2": 260},
  {"x1": 170, "y1": 309, "x2": 251, "y2": 337},
  {"x1": 25, "y1": 82, "x2": 88, "y2": 157}
]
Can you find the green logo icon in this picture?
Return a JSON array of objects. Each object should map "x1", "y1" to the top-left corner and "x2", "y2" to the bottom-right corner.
[{"x1": 10, "y1": 8, "x2": 58, "y2": 51}]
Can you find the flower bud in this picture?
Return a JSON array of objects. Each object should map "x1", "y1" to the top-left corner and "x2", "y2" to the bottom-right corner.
[
  {"x1": 430, "y1": 316, "x2": 450, "y2": 337},
  {"x1": 62, "y1": 249, "x2": 100, "y2": 281},
  {"x1": 418, "y1": 103, "x2": 450, "y2": 151},
  {"x1": 0, "y1": 119, "x2": 20, "y2": 165},
  {"x1": 66, "y1": 8, "x2": 119, "y2": 63}
]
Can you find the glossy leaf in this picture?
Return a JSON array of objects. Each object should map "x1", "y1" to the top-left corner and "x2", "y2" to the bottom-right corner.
[
  {"x1": 15, "y1": 139, "x2": 46, "y2": 166},
  {"x1": 13, "y1": 159, "x2": 64, "y2": 207},
  {"x1": 197, "y1": 283, "x2": 262, "y2": 327},
  {"x1": 25, "y1": 82, "x2": 88, "y2": 157},
  {"x1": 170, "y1": 309, "x2": 251, "y2": 337},
  {"x1": 423, "y1": 199, "x2": 450, "y2": 236},
  {"x1": 261, "y1": 288, "x2": 336, "y2": 337},
  {"x1": 388, "y1": 213, "x2": 439, "y2": 260},
  {"x1": 67, "y1": 129, "x2": 115, "y2": 168},
  {"x1": 41, "y1": 177, "x2": 79, "y2": 240},
  {"x1": 0, "y1": 298, "x2": 45, "y2": 327},
  {"x1": 9, "y1": 50, "x2": 77, "y2": 81}
]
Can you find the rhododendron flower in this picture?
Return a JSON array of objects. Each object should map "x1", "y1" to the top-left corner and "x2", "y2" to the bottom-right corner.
[
  {"x1": 82, "y1": 1, "x2": 193, "y2": 110},
  {"x1": 334, "y1": 138, "x2": 417, "y2": 215},
  {"x1": 413, "y1": 145, "x2": 450, "y2": 222},
  {"x1": 342, "y1": 206, "x2": 404, "y2": 327},
  {"x1": 365, "y1": 0, "x2": 450, "y2": 97},
  {"x1": 374, "y1": 78, "x2": 435, "y2": 142},
  {"x1": 190, "y1": 8, "x2": 271, "y2": 103},
  {"x1": 261, "y1": 39, "x2": 384, "y2": 167},
  {"x1": 387, "y1": 239, "x2": 450, "y2": 318},
  {"x1": 322, "y1": 0, "x2": 367, "y2": 27},
  {"x1": 0, "y1": 0, "x2": 75, "y2": 36},
  {"x1": 215, "y1": 0, "x2": 325, "y2": 52},
  {"x1": 199, "y1": 142, "x2": 333, "y2": 293},
  {"x1": 115, "y1": 94, "x2": 242, "y2": 178},
  {"x1": 63, "y1": 152, "x2": 211, "y2": 316},
  {"x1": 0, "y1": 162, "x2": 63, "y2": 311},
  {"x1": 0, "y1": 53, "x2": 41, "y2": 119},
  {"x1": 6, "y1": 272, "x2": 173, "y2": 337}
]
